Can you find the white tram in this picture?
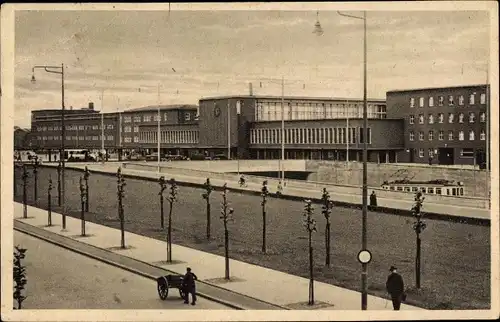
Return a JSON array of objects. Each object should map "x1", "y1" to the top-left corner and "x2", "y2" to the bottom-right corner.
[{"x1": 381, "y1": 180, "x2": 465, "y2": 196}]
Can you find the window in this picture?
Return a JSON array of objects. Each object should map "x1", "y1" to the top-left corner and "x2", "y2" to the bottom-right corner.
[
  {"x1": 419, "y1": 131, "x2": 424, "y2": 141},
  {"x1": 480, "y1": 130, "x2": 486, "y2": 140},
  {"x1": 133, "y1": 126, "x2": 139, "y2": 132},
  {"x1": 461, "y1": 148, "x2": 474, "y2": 157},
  {"x1": 428, "y1": 131, "x2": 434, "y2": 141},
  {"x1": 107, "y1": 135, "x2": 113, "y2": 141},
  {"x1": 134, "y1": 116, "x2": 141, "y2": 122},
  {"x1": 438, "y1": 131, "x2": 444, "y2": 140},
  {"x1": 410, "y1": 98, "x2": 415, "y2": 108},
  {"x1": 469, "y1": 130, "x2": 475, "y2": 141},
  {"x1": 459, "y1": 95, "x2": 464, "y2": 105},
  {"x1": 164, "y1": 113, "x2": 168, "y2": 121},
  {"x1": 448, "y1": 113, "x2": 454, "y2": 123},
  {"x1": 85, "y1": 136, "x2": 91, "y2": 141},
  {"x1": 480, "y1": 112, "x2": 486, "y2": 122},
  {"x1": 418, "y1": 148, "x2": 424, "y2": 158},
  {"x1": 124, "y1": 116, "x2": 131, "y2": 123},
  {"x1": 448, "y1": 131, "x2": 454, "y2": 140},
  {"x1": 133, "y1": 136, "x2": 140, "y2": 143},
  {"x1": 124, "y1": 137, "x2": 132, "y2": 143},
  {"x1": 78, "y1": 125, "x2": 84, "y2": 130},
  {"x1": 436, "y1": 188, "x2": 442, "y2": 195},
  {"x1": 428, "y1": 114, "x2": 434, "y2": 124},
  {"x1": 448, "y1": 95, "x2": 454, "y2": 105},
  {"x1": 418, "y1": 114, "x2": 424, "y2": 124},
  {"x1": 469, "y1": 112, "x2": 475, "y2": 123},
  {"x1": 91, "y1": 136, "x2": 97, "y2": 141},
  {"x1": 438, "y1": 113, "x2": 444, "y2": 123},
  {"x1": 458, "y1": 130, "x2": 464, "y2": 141},
  {"x1": 153, "y1": 114, "x2": 160, "y2": 122},
  {"x1": 469, "y1": 94, "x2": 475, "y2": 105},
  {"x1": 409, "y1": 115, "x2": 415, "y2": 124},
  {"x1": 429, "y1": 97, "x2": 434, "y2": 107},
  {"x1": 409, "y1": 131, "x2": 415, "y2": 141},
  {"x1": 185, "y1": 113, "x2": 191, "y2": 121},
  {"x1": 419, "y1": 97, "x2": 424, "y2": 107},
  {"x1": 143, "y1": 115, "x2": 151, "y2": 122},
  {"x1": 92, "y1": 125, "x2": 99, "y2": 130},
  {"x1": 429, "y1": 149, "x2": 435, "y2": 158},
  {"x1": 438, "y1": 96, "x2": 444, "y2": 106},
  {"x1": 458, "y1": 113, "x2": 464, "y2": 123},
  {"x1": 107, "y1": 124, "x2": 114, "y2": 130},
  {"x1": 480, "y1": 93, "x2": 486, "y2": 104},
  {"x1": 124, "y1": 126, "x2": 132, "y2": 133}
]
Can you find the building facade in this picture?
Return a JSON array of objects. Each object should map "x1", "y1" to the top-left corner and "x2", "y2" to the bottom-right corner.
[{"x1": 386, "y1": 85, "x2": 489, "y2": 166}]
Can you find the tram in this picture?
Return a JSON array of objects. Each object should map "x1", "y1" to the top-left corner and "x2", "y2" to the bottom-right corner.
[{"x1": 381, "y1": 179, "x2": 465, "y2": 196}]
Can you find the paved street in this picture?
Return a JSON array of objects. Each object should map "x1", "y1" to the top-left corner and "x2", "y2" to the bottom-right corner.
[{"x1": 14, "y1": 231, "x2": 228, "y2": 309}]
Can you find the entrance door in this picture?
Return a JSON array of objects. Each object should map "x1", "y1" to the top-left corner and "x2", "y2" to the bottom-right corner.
[
  {"x1": 438, "y1": 148, "x2": 454, "y2": 165},
  {"x1": 409, "y1": 148, "x2": 415, "y2": 163}
]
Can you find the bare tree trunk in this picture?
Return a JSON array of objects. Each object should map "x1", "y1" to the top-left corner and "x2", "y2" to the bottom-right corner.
[
  {"x1": 262, "y1": 204, "x2": 266, "y2": 253},
  {"x1": 224, "y1": 223, "x2": 230, "y2": 280},
  {"x1": 206, "y1": 201, "x2": 211, "y2": 240},
  {"x1": 167, "y1": 202, "x2": 173, "y2": 262}
]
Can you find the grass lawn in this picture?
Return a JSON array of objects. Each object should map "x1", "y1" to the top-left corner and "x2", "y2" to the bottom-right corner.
[{"x1": 14, "y1": 166, "x2": 491, "y2": 309}]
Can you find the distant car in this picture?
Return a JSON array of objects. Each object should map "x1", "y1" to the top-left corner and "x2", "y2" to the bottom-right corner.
[{"x1": 146, "y1": 153, "x2": 159, "y2": 161}]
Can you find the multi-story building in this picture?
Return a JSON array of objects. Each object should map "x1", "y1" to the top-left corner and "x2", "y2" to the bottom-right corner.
[
  {"x1": 198, "y1": 95, "x2": 402, "y2": 161},
  {"x1": 14, "y1": 126, "x2": 33, "y2": 150},
  {"x1": 386, "y1": 84, "x2": 489, "y2": 166}
]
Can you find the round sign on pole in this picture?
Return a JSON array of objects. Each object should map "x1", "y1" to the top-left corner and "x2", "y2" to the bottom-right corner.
[{"x1": 357, "y1": 250, "x2": 372, "y2": 264}]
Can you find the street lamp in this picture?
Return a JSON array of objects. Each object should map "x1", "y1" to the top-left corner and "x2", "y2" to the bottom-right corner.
[
  {"x1": 336, "y1": 10, "x2": 369, "y2": 310},
  {"x1": 31, "y1": 64, "x2": 66, "y2": 230}
]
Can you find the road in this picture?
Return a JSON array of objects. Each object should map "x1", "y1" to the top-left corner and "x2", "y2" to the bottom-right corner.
[{"x1": 13, "y1": 231, "x2": 229, "y2": 309}]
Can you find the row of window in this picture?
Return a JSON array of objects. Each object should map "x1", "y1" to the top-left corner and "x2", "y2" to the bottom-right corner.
[
  {"x1": 123, "y1": 113, "x2": 192, "y2": 123},
  {"x1": 137, "y1": 130, "x2": 199, "y2": 144},
  {"x1": 250, "y1": 127, "x2": 373, "y2": 145},
  {"x1": 36, "y1": 124, "x2": 114, "y2": 132},
  {"x1": 410, "y1": 92, "x2": 486, "y2": 108},
  {"x1": 409, "y1": 112, "x2": 485, "y2": 125},
  {"x1": 409, "y1": 129, "x2": 486, "y2": 142},
  {"x1": 255, "y1": 101, "x2": 387, "y2": 121},
  {"x1": 416, "y1": 148, "x2": 476, "y2": 159},
  {"x1": 37, "y1": 135, "x2": 114, "y2": 141}
]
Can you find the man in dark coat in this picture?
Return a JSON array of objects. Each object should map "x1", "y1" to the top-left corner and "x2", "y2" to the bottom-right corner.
[
  {"x1": 369, "y1": 191, "x2": 378, "y2": 210},
  {"x1": 183, "y1": 267, "x2": 198, "y2": 305},
  {"x1": 386, "y1": 265, "x2": 405, "y2": 310}
]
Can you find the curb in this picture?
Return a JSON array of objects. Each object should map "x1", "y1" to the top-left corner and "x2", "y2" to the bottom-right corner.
[
  {"x1": 36, "y1": 164, "x2": 490, "y2": 226},
  {"x1": 14, "y1": 221, "x2": 263, "y2": 310}
]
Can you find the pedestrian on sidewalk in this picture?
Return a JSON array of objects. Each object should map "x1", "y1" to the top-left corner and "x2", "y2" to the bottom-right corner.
[
  {"x1": 182, "y1": 267, "x2": 198, "y2": 305},
  {"x1": 369, "y1": 191, "x2": 378, "y2": 210},
  {"x1": 386, "y1": 265, "x2": 406, "y2": 310}
]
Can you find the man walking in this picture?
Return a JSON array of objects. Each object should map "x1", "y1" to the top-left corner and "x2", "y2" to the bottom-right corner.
[
  {"x1": 386, "y1": 265, "x2": 405, "y2": 310},
  {"x1": 183, "y1": 267, "x2": 198, "y2": 305}
]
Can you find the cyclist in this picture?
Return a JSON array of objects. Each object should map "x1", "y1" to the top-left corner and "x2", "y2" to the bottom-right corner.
[{"x1": 239, "y1": 175, "x2": 246, "y2": 187}]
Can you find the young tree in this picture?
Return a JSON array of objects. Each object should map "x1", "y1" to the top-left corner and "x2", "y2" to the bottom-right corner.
[
  {"x1": 202, "y1": 178, "x2": 214, "y2": 240},
  {"x1": 79, "y1": 176, "x2": 87, "y2": 236},
  {"x1": 321, "y1": 188, "x2": 334, "y2": 267},
  {"x1": 32, "y1": 156, "x2": 39, "y2": 205},
  {"x1": 220, "y1": 183, "x2": 234, "y2": 280},
  {"x1": 13, "y1": 246, "x2": 27, "y2": 309},
  {"x1": 83, "y1": 166, "x2": 90, "y2": 212},
  {"x1": 22, "y1": 164, "x2": 28, "y2": 219},
  {"x1": 303, "y1": 199, "x2": 317, "y2": 305},
  {"x1": 47, "y1": 176, "x2": 53, "y2": 226},
  {"x1": 166, "y1": 178, "x2": 178, "y2": 262},
  {"x1": 56, "y1": 160, "x2": 62, "y2": 206},
  {"x1": 261, "y1": 180, "x2": 270, "y2": 253},
  {"x1": 411, "y1": 191, "x2": 426, "y2": 289},
  {"x1": 117, "y1": 167, "x2": 126, "y2": 249},
  {"x1": 158, "y1": 176, "x2": 167, "y2": 229}
]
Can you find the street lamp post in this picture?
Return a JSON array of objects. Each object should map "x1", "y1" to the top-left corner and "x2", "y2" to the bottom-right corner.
[
  {"x1": 337, "y1": 10, "x2": 369, "y2": 310},
  {"x1": 101, "y1": 90, "x2": 105, "y2": 164},
  {"x1": 32, "y1": 64, "x2": 66, "y2": 230}
]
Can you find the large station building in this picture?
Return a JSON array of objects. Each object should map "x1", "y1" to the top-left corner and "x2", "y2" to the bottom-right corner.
[{"x1": 26, "y1": 84, "x2": 490, "y2": 166}]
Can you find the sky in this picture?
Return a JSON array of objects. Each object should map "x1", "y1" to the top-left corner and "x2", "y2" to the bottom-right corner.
[{"x1": 12, "y1": 4, "x2": 491, "y2": 128}]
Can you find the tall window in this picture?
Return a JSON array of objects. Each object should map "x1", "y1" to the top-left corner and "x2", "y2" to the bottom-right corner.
[
  {"x1": 448, "y1": 131, "x2": 454, "y2": 141},
  {"x1": 448, "y1": 95, "x2": 454, "y2": 106},
  {"x1": 428, "y1": 114, "x2": 434, "y2": 124},
  {"x1": 418, "y1": 148, "x2": 424, "y2": 158},
  {"x1": 134, "y1": 116, "x2": 141, "y2": 122},
  {"x1": 143, "y1": 115, "x2": 151, "y2": 122},
  {"x1": 469, "y1": 94, "x2": 475, "y2": 105},
  {"x1": 419, "y1": 97, "x2": 424, "y2": 107},
  {"x1": 438, "y1": 130, "x2": 444, "y2": 140},
  {"x1": 480, "y1": 112, "x2": 486, "y2": 122},
  {"x1": 419, "y1": 131, "x2": 424, "y2": 141},
  {"x1": 448, "y1": 113, "x2": 454, "y2": 123},
  {"x1": 480, "y1": 130, "x2": 486, "y2": 140},
  {"x1": 438, "y1": 96, "x2": 444, "y2": 106},
  {"x1": 458, "y1": 113, "x2": 464, "y2": 123},
  {"x1": 459, "y1": 95, "x2": 464, "y2": 105},
  {"x1": 458, "y1": 130, "x2": 464, "y2": 141},
  {"x1": 409, "y1": 115, "x2": 415, "y2": 124},
  {"x1": 419, "y1": 114, "x2": 424, "y2": 124},
  {"x1": 469, "y1": 130, "x2": 475, "y2": 141},
  {"x1": 428, "y1": 131, "x2": 434, "y2": 141},
  {"x1": 469, "y1": 112, "x2": 475, "y2": 123},
  {"x1": 428, "y1": 149, "x2": 435, "y2": 158},
  {"x1": 480, "y1": 93, "x2": 486, "y2": 104},
  {"x1": 164, "y1": 113, "x2": 168, "y2": 121},
  {"x1": 438, "y1": 113, "x2": 444, "y2": 123},
  {"x1": 133, "y1": 126, "x2": 139, "y2": 132},
  {"x1": 429, "y1": 97, "x2": 434, "y2": 107},
  {"x1": 410, "y1": 98, "x2": 415, "y2": 108},
  {"x1": 409, "y1": 131, "x2": 415, "y2": 141},
  {"x1": 185, "y1": 113, "x2": 191, "y2": 121}
]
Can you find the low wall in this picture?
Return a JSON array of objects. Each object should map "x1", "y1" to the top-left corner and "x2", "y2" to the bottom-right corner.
[
  {"x1": 159, "y1": 160, "x2": 307, "y2": 173},
  {"x1": 306, "y1": 161, "x2": 490, "y2": 198}
]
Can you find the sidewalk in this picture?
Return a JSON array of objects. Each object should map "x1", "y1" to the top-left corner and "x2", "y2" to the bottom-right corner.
[
  {"x1": 14, "y1": 202, "x2": 424, "y2": 311},
  {"x1": 41, "y1": 162, "x2": 490, "y2": 221}
]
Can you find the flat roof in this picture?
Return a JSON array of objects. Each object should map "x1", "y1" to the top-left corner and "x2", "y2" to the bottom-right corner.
[
  {"x1": 199, "y1": 95, "x2": 386, "y2": 103},
  {"x1": 387, "y1": 84, "x2": 489, "y2": 93},
  {"x1": 251, "y1": 117, "x2": 403, "y2": 124},
  {"x1": 125, "y1": 104, "x2": 198, "y2": 112}
]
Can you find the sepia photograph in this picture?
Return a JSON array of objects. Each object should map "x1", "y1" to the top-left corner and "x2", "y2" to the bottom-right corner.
[{"x1": 1, "y1": 2, "x2": 498, "y2": 321}]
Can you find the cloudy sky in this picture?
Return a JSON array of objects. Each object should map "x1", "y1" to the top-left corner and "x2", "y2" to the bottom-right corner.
[{"x1": 13, "y1": 4, "x2": 491, "y2": 128}]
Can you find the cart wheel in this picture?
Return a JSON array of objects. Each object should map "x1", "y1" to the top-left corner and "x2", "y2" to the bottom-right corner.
[
  {"x1": 179, "y1": 288, "x2": 186, "y2": 299},
  {"x1": 157, "y1": 282, "x2": 169, "y2": 300}
]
